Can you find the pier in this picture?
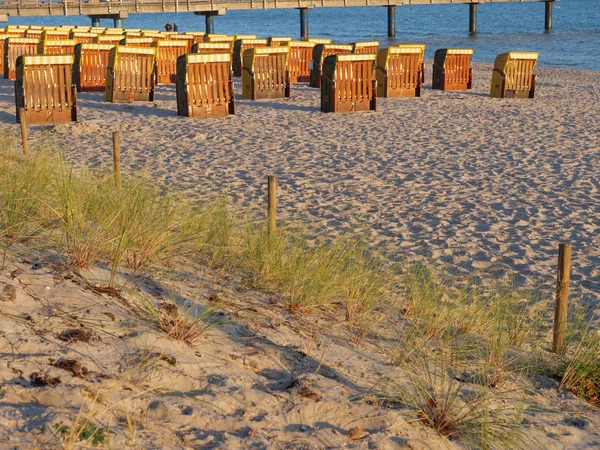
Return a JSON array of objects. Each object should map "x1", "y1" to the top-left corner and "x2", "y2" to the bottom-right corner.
[{"x1": 0, "y1": 0, "x2": 558, "y2": 37}]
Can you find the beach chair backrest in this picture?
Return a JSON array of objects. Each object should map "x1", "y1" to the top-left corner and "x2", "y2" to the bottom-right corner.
[
  {"x1": 120, "y1": 37, "x2": 154, "y2": 47},
  {"x1": 206, "y1": 34, "x2": 235, "y2": 44},
  {"x1": 286, "y1": 40, "x2": 315, "y2": 82},
  {"x1": 175, "y1": 53, "x2": 234, "y2": 117},
  {"x1": 352, "y1": 41, "x2": 380, "y2": 54},
  {"x1": 432, "y1": 48, "x2": 474, "y2": 91},
  {"x1": 25, "y1": 29, "x2": 43, "y2": 39},
  {"x1": 152, "y1": 40, "x2": 189, "y2": 85},
  {"x1": 69, "y1": 32, "x2": 99, "y2": 44},
  {"x1": 73, "y1": 43, "x2": 114, "y2": 92},
  {"x1": 268, "y1": 36, "x2": 293, "y2": 46},
  {"x1": 105, "y1": 46, "x2": 157, "y2": 102},
  {"x1": 0, "y1": 34, "x2": 20, "y2": 76},
  {"x1": 41, "y1": 30, "x2": 71, "y2": 41},
  {"x1": 184, "y1": 32, "x2": 206, "y2": 44},
  {"x1": 5, "y1": 27, "x2": 26, "y2": 37},
  {"x1": 104, "y1": 28, "x2": 125, "y2": 35},
  {"x1": 4, "y1": 37, "x2": 40, "y2": 80},
  {"x1": 306, "y1": 38, "x2": 332, "y2": 45},
  {"x1": 232, "y1": 38, "x2": 268, "y2": 76},
  {"x1": 321, "y1": 54, "x2": 377, "y2": 113},
  {"x1": 142, "y1": 31, "x2": 164, "y2": 41},
  {"x1": 15, "y1": 54, "x2": 77, "y2": 124},
  {"x1": 192, "y1": 42, "x2": 232, "y2": 54},
  {"x1": 168, "y1": 34, "x2": 195, "y2": 51},
  {"x1": 376, "y1": 45, "x2": 423, "y2": 97},
  {"x1": 94, "y1": 35, "x2": 124, "y2": 45},
  {"x1": 242, "y1": 47, "x2": 290, "y2": 100},
  {"x1": 490, "y1": 52, "x2": 538, "y2": 98},
  {"x1": 38, "y1": 39, "x2": 77, "y2": 56}
]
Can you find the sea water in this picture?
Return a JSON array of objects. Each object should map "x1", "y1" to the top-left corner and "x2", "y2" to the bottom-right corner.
[{"x1": 6, "y1": 0, "x2": 600, "y2": 70}]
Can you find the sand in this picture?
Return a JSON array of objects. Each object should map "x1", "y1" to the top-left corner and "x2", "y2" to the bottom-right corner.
[{"x1": 1, "y1": 61, "x2": 600, "y2": 448}]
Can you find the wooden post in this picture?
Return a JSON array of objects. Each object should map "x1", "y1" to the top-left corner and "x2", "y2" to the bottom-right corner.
[
  {"x1": 469, "y1": 3, "x2": 477, "y2": 35},
  {"x1": 553, "y1": 242, "x2": 571, "y2": 355},
  {"x1": 19, "y1": 108, "x2": 28, "y2": 156},
  {"x1": 112, "y1": 131, "x2": 122, "y2": 191},
  {"x1": 267, "y1": 176, "x2": 276, "y2": 235},
  {"x1": 545, "y1": 1, "x2": 553, "y2": 32}
]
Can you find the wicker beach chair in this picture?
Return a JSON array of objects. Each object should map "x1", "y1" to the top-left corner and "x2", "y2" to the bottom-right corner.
[
  {"x1": 0, "y1": 33, "x2": 20, "y2": 77},
  {"x1": 69, "y1": 32, "x2": 99, "y2": 44},
  {"x1": 375, "y1": 46, "x2": 423, "y2": 98},
  {"x1": 306, "y1": 38, "x2": 332, "y2": 45},
  {"x1": 119, "y1": 37, "x2": 154, "y2": 48},
  {"x1": 4, "y1": 27, "x2": 26, "y2": 37},
  {"x1": 142, "y1": 31, "x2": 164, "y2": 41},
  {"x1": 320, "y1": 54, "x2": 377, "y2": 113},
  {"x1": 286, "y1": 40, "x2": 316, "y2": 83},
  {"x1": 310, "y1": 43, "x2": 353, "y2": 88},
  {"x1": 352, "y1": 41, "x2": 380, "y2": 54},
  {"x1": 169, "y1": 34, "x2": 195, "y2": 52},
  {"x1": 94, "y1": 35, "x2": 124, "y2": 46},
  {"x1": 184, "y1": 32, "x2": 206, "y2": 44},
  {"x1": 24, "y1": 29, "x2": 43, "y2": 39},
  {"x1": 242, "y1": 47, "x2": 290, "y2": 100},
  {"x1": 73, "y1": 43, "x2": 114, "y2": 92},
  {"x1": 15, "y1": 54, "x2": 77, "y2": 124},
  {"x1": 152, "y1": 40, "x2": 189, "y2": 85},
  {"x1": 268, "y1": 36, "x2": 293, "y2": 46},
  {"x1": 38, "y1": 39, "x2": 77, "y2": 56},
  {"x1": 232, "y1": 39, "x2": 268, "y2": 77},
  {"x1": 206, "y1": 35, "x2": 235, "y2": 44},
  {"x1": 40, "y1": 30, "x2": 71, "y2": 41},
  {"x1": 104, "y1": 28, "x2": 125, "y2": 36},
  {"x1": 192, "y1": 42, "x2": 232, "y2": 54},
  {"x1": 490, "y1": 52, "x2": 538, "y2": 98},
  {"x1": 175, "y1": 53, "x2": 234, "y2": 118},
  {"x1": 432, "y1": 48, "x2": 474, "y2": 91},
  {"x1": 105, "y1": 46, "x2": 157, "y2": 103},
  {"x1": 4, "y1": 37, "x2": 40, "y2": 80}
]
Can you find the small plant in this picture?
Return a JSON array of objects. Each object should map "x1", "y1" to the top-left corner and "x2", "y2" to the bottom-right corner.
[
  {"x1": 387, "y1": 351, "x2": 528, "y2": 449},
  {"x1": 560, "y1": 326, "x2": 600, "y2": 405},
  {"x1": 133, "y1": 291, "x2": 225, "y2": 345},
  {"x1": 55, "y1": 420, "x2": 113, "y2": 448}
]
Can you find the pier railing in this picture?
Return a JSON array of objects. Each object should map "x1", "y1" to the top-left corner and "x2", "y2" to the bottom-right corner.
[{"x1": 0, "y1": 0, "x2": 554, "y2": 18}]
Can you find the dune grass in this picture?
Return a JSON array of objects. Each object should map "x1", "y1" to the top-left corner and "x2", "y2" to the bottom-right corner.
[{"x1": 2, "y1": 127, "x2": 600, "y2": 448}]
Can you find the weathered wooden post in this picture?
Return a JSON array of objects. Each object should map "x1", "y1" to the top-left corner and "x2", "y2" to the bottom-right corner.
[
  {"x1": 19, "y1": 108, "x2": 28, "y2": 156},
  {"x1": 552, "y1": 242, "x2": 571, "y2": 355},
  {"x1": 268, "y1": 176, "x2": 276, "y2": 235},
  {"x1": 112, "y1": 132, "x2": 122, "y2": 191},
  {"x1": 469, "y1": 3, "x2": 478, "y2": 35},
  {"x1": 545, "y1": 1, "x2": 553, "y2": 32},
  {"x1": 299, "y1": 8, "x2": 309, "y2": 40},
  {"x1": 387, "y1": 6, "x2": 396, "y2": 38}
]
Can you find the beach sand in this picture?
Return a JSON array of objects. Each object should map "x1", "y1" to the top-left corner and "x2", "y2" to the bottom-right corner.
[{"x1": 1, "y1": 61, "x2": 600, "y2": 448}]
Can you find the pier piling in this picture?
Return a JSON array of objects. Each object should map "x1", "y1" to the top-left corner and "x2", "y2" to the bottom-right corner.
[
  {"x1": 387, "y1": 6, "x2": 396, "y2": 38},
  {"x1": 114, "y1": 18, "x2": 123, "y2": 28},
  {"x1": 91, "y1": 16, "x2": 100, "y2": 27},
  {"x1": 469, "y1": 3, "x2": 477, "y2": 34},
  {"x1": 299, "y1": 8, "x2": 309, "y2": 39},
  {"x1": 545, "y1": 1, "x2": 553, "y2": 31}
]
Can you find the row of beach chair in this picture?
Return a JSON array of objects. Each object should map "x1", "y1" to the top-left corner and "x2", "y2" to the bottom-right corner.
[{"x1": 3, "y1": 25, "x2": 538, "y2": 123}]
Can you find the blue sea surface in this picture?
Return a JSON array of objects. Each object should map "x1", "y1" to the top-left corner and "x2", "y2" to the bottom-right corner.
[{"x1": 6, "y1": 0, "x2": 600, "y2": 70}]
